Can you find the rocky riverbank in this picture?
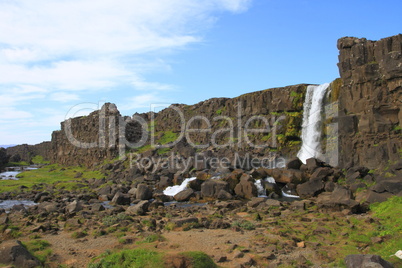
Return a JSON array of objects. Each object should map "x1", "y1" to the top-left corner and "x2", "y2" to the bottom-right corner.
[{"x1": 0, "y1": 156, "x2": 401, "y2": 267}]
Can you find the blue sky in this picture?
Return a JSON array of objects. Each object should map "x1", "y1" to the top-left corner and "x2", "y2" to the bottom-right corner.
[{"x1": 0, "y1": 0, "x2": 401, "y2": 145}]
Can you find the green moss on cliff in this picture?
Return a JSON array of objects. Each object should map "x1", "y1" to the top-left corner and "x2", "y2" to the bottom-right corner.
[{"x1": 329, "y1": 78, "x2": 342, "y2": 102}]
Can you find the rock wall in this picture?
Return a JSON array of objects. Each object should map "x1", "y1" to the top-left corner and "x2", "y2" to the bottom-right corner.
[
  {"x1": 48, "y1": 34, "x2": 402, "y2": 170},
  {"x1": 50, "y1": 84, "x2": 309, "y2": 167},
  {"x1": 50, "y1": 103, "x2": 126, "y2": 167},
  {"x1": 337, "y1": 34, "x2": 402, "y2": 169},
  {"x1": 6, "y1": 142, "x2": 52, "y2": 163}
]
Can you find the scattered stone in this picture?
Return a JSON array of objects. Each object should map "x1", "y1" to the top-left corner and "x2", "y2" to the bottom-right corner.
[
  {"x1": 172, "y1": 217, "x2": 199, "y2": 227},
  {"x1": 247, "y1": 197, "x2": 267, "y2": 208},
  {"x1": 214, "y1": 255, "x2": 227, "y2": 263},
  {"x1": 136, "y1": 184, "x2": 153, "y2": 200},
  {"x1": 232, "y1": 249, "x2": 244, "y2": 258},
  {"x1": 297, "y1": 241, "x2": 306, "y2": 248},
  {"x1": 0, "y1": 240, "x2": 41, "y2": 268},
  {"x1": 286, "y1": 158, "x2": 303, "y2": 170},
  {"x1": 296, "y1": 179, "x2": 324, "y2": 198},
  {"x1": 173, "y1": 189, "x2": 195, "y2": 202},
  {"x1": 344, "y1": 254, "x2": 393, "y2": 268},
  {"x1": 66, "y1": 200, "x2": 83, "y2": 213},
  {"x1": 265, "y1": 199, "x2": 281, "y2": 207},
  {"x1": 0, "y1": 214, "x2": 9, "y2": 224},
  {"x1": 126, "y1": 200, "x2": 149, "y2": 216},
  {"x1": 111, "y1": 192, "x2": 131, "y2": 205},
  {"x1": 234, "y1": 174, "x2": 258, "y2": 199}
]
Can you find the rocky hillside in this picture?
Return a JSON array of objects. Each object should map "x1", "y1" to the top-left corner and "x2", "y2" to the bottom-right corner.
[
  {"x1": 5, "y1": 142, "x2": 52, "y2": 163},
  {"x1": 50, "y1": 84, "x2": 311, "y2": 167},
  {"x1": 44, "y1": 34, "x2": 402, "y2": 170}
]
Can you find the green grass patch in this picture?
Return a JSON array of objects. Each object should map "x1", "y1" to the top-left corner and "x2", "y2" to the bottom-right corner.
[
  {"x1": 0, "y1": 164, "x2": 104, "y2": 193},
  {"x1": 102, "y1": 213, "x2": 132, "y2": 227},
  {"x1": 31, "y1": 155, "x2": 50, "y2": 164},
  {"x1": 231, "y1": 220, "x2": 255, "y2": 230},
  {"x1": 157, "y1": 131, "x2": 179, "y2": 145},
  {"x1": 22, "y1": 239, "x2": 52, "y2": 263},
  {"x1": 7, "y1": 161, "x2": 30, "y2": 167},
  {"x1": 180, "y1": 251, "x2": 217, "y2": 268},
  {"x1": 369, "y1": 196, "x2": 402, "y2": 265},
  {"x1": 88, "y1": 248, "x2": 164, "y2": 268},
  {"x1": 138, "y1": 234, "x2": 166, "y2": 244}
]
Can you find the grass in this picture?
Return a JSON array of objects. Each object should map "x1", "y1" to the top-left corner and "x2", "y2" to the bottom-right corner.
[
  {"x1": 180, "y1": 251, "x2": 217, "y2": 268},
  {"x1": 157, "y1": 131, "x2": 179, "y2": 145},
  {"x1": 7, "y1": 161, "x2": 30, "y2": 166},
  {"x1": 369, "y1": 196, "x2": 402, "y2": 265},
  {"x1": 31, "y1": 155, "x2": 50, "y2": 164},
  {"x1": 231, "y1": 220, "x2": 256, "y2": 230},
  {"x1": 22, "y1": 239, "x2": 52, "y2": 263},
  {"x1": 137, "y1": 234, "x2": 166, "y2": 244},
  {"x1": 88, "y1": 249, "x2": 217, "y2": 268},
  {"x1": 102, "y1": 213, "x2": 132, "y2": 227},
  {"x1": 0, "y1": 164, "x2": 104, "y2": 193},
  {"x1": 88, "y1": 248, "x2": 164, "y2": 268}
]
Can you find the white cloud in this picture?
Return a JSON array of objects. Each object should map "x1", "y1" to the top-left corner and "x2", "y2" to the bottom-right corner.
[
  {"x1": 0, "y1": 0, "x2": 252, "y2": 144},
  {"x1": 50, "y1": 92, "x2": 80, "y2": 103},
  {"x1": 120, "y1": 93, "x2": 167, "y2": 111}
]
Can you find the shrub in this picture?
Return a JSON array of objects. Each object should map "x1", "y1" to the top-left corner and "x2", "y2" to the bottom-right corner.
[{"x1": 180, "y1": 251, "x2": 217, "y2": 268}]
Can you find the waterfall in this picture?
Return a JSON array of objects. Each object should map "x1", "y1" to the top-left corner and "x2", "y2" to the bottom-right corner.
[
  {"x1": 297, "y1": 83, "x2": 330, "y2": 164},
  {"x1": 163, "y1": 177, "x2": 196, "y2": 196}
]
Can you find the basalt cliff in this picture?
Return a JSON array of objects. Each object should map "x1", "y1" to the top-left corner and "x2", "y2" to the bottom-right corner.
[{"x1": 44, "y1": 34, "x2": 402, "y2": 171}]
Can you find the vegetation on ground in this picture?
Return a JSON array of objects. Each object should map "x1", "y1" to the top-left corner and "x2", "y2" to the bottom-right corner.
[
  {"x1": 88, "y1": 248, "x2": 164, "y2": 268},
  {"x1": 0, "y1": 164, "x2": 104, "y2": 193},
  {"x1": 88, "y1": 249, "x2": 217, "y2": 268},
  {"x1": 22, "y1": 239, "x2": 52, "y2": 263}
]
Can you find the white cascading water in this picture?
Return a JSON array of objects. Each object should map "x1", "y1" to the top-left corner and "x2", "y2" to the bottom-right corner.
[
  {"x1": 297, "y1": 83, "x2": 330, "y2": 164},
  {"x1": 163, "y1": 177, "x2": 196, "y2": 196}
]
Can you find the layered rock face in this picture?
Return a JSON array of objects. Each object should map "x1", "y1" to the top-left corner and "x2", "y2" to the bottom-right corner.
[
  {"x1": 50, "y1": 85, "x2": 309, "y2": 167},
  {"x1": 6, "y1": 142, "x2": 52, "y2": 163},
  {"x1": 50, "y1": 103, "x2": 143, "y2": 167},
  {"x1": 47, "y1": 34, "x2": 401, "y2": 170},
  {"x1": 337, "y1": 35, "x2": 402, "y2": 168}
]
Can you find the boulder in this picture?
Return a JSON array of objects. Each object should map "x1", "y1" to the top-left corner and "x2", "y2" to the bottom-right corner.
[
  {"x1": 127, "y1": 187, "x2": 137, "y2": 196},
  {"x1": 234, "y1": 174, "x2": 258, "y2": 199},
  {"x1": 126, "y1": 200, "x2": 149, "y2": 216},
  {"x1": 66, "y1": 200, "x2": 83, "y2": 213},
  {"x1": 216, "y1": 190, "x2": 233, "y2": 200},
  {"x1": 359, "y1": 190, "x2": 393, "y2": 204},
  {"x1": 296, "y1": 179, "x2": 324, "y2": 198},
  {"x1": 201, "y1": 180, "x2": 230, "y2": 198},
  {"x1": 158, "y1": 176, "x2": 173, "y2": 190},
  {"x1": 344, "y1": 254, "x2": 393, "y2": 268},
  {"x1": 188, "y1": 179, "x2": 204, "y2": 191},
  {"x1": 310, "y1": 167, "x2": 334, "y2": 181},
  {"x1": 286, "y1": 158, "x2": 303, "y2": 170},
  {"x1": 221, "y1": 172, "x2": 241, "y2": 191},
  {"x1": 136, "y1": 184, "x2": 153, "y2": 200},
  {"x1": 38, "y1": 202, "x2": 59, "y2": 213},
  {"x1": 0, "y1": 214, "x2": 9, "y2": 224},
  {"x1": 372, "y1": 179, "x2": 402, "y2": 194},
  {"x1": 317, "y1": 186, "x2": 360, "y2": 213},
  {"x1": 0, "y1": 240, "x2": 41, "y2": 268},
  {"x1": 306, "y1": 158, "x2": 321, "y2": 173},
  {"x1": 273, "y1": 169, "x2": 306, "y2": 184},
  {"x1": 91, "y1": 203, "x2": 105, "y2": 212},
  {"x1": 248, "y1": 197, "x2": 267, "y2": 208},
  {"x1": 174, "y1": 189, "x2": 195, "y2": 202},
  {"x1": 111, "y1": 192, "x2": 131, "y2": 205}
]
